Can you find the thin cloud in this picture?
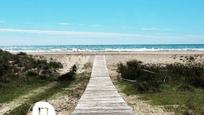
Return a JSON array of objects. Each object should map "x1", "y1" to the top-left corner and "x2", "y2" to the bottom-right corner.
[
  {"x1": 142, "y1": 27, "x2": 174, "y2": 32},
  {"x1": 142, "y1": 27, "x2": 160, "y2": 31},
  {"x1": 0, "y1": 28, "x2": 141, "y2": 37},
  {"x1": 57, "y1": 22, "x2": 73, "y2": 26},
  {"x1": 1, "y1": 28, "x2": 203, "y2": 41},
  {"x1": 184, "y1": 34, "x2": 204, "y2": 38},
  {"x1": 0, "y1": 28, "x2": 204, "y2": 45}
]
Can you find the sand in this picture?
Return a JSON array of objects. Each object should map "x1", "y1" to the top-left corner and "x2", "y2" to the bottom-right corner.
[
  {"x1": 34, "y1": 51, "x2": 204, "y2": 81},
  {"x1": 33, "y1": 51, "x2": 204, "y2": 115},
  {"x1": 33, "y1": 54, "x2": 94, "y2": 75},
  {"x1": 32, "y1": 51, "x2": 204, "y2": 66}
]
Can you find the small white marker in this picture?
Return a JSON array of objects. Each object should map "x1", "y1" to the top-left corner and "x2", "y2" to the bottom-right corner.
[{"x1": 32, "y1": 101, "x2": 56, "y2": 115}]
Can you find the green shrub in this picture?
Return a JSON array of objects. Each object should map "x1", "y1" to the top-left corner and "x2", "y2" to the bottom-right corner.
[
  {"x1": 117, "y1": 60, "x2": 142, "y2": 80},
  {"x1": 48, "y1": 61, "x2": 63, "y2": 69},
  {"x1": 16, "y1": 52, "x2": 27, "y2": 56},
  {"x1": 4, "y1": 103, "x2": 31, "y2": 115},
  {"x1": 117, "y1": 60, "x2": 163, "y2": 92},
  {"x1": 25, "y1": 70, "x2": 38, "y2": 77},
  {"x1": 176, "y1": 84, "x2": 194, "y2": 92},
  {"x1": 166, "y1": 63, "x2": 204, "y2": 88},
  {"x1": 136, "y1": 71, "x2": 162, "y2": 92},
  {"x1": 117, "y1": 58, "x2": 204, "y2": 93},
  {"x1": 58, "y1": 64, "x2": 77, "y2": 81},
  {"x1": 33, "y1": 59, "x2": 47, "y2": 69},
  {"x1": 0, "y1": 49, "x2": 63, "y2": 88}
]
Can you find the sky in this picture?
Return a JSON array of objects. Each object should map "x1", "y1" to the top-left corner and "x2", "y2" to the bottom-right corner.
[{"x1": 0, "y1": 0, "x2": 204, "y2": 45}]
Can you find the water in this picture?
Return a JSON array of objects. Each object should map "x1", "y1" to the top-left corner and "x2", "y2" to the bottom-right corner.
[{"x1": 0, "y1": 44, "x2": 204, "y2": 52}]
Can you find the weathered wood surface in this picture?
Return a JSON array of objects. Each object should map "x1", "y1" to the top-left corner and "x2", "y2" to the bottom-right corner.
[{"x1": 72, "y1": 55, "x2": 134, "y2": 115}]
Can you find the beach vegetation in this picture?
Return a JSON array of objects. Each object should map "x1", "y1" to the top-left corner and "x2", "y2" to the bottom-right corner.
[
  {"x1": 117, "y1": 57, "x2": 204, "y2": 114},
  {"x1": 117, "y1": 61, "x2": 163, "y2": 92},
  {"x1": 0, "y1": 49, "x2": 63, "y2": 85},
  {"x1": 58, "y1": 64, "x2": 77, "y2": 81},
  {"x1": 6, "y1": 65, "x2": 90, "y2": 115},
  {"x1": 83, "y1": 62, "x2": 92, "y2": 69},
  {"x1": 0, "y1": 49, "x2": 87, "y2": 115},
  {"x1": 0, "y1": 49, "x2": 65, "y2": 103}
]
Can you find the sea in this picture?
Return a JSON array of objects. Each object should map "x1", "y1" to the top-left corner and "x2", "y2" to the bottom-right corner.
[{"x1": 0, "y1": 44, "x2": 204, "y2": 53}]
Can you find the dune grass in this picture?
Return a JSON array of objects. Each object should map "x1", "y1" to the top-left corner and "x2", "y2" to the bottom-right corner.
[
  {"x1": 141, "y1": 90, "x2": 204, "y2": 114},
  {"x1": 116, "y1": 56, "x2": 204, "y2": 114},
  {"x1": 0, "y1": 50, "x2": 88, "y2": 115},
  {"x1": 0, "y1": 80, "x2": 50, "y2": 103},
  {"x1": 5, "y1": 80, "x2": 72, "y2": 115},
  {"x1": 5, "y1": 69, "x2": 91, "y2": 115},
  {"x1": 0, "y1": 50, "x2": 65, "y2": 103},
  {"x1": 118, "y1": 80, "x2": 204, "y2": 114}
]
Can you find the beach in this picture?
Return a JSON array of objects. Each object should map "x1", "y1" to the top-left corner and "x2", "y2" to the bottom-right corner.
[
  {"x1": 1, "y1": 50, "x2": 204, "y2": 114},
  {"x1": 34, "y1": 51, "x2": 204, "y2": 114},
  {"x1": 32, "y1": 51, "x2": 204, "y2": 81},
  {"x1": 36, "y1": 54, "x2": 95, "y2": 74},
  {"x1": 32, "y1": 51, "x2": 204, "y2": 65}
]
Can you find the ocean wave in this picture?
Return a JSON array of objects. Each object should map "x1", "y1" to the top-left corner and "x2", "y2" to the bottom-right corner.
[
  {"x1": 2, "y1": 48, "x2": 204, "y2": 52},
  {"x1": 1, "y1": 45, "x2": 204, "y2": 52}
]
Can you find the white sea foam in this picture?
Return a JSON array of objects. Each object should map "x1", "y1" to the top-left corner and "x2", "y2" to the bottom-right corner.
[{"x1": 1, "y1": 45, "x2": 204, "y2": 53}]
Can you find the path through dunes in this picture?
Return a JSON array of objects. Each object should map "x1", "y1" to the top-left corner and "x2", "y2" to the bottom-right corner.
[{"x1": 72, "y1": 55, "x2": 134, "y2": 115}]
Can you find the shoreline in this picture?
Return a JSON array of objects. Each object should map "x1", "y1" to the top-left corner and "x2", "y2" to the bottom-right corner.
[{"x1": 17, "y1": 51, "x2": 204, "y2": 55}]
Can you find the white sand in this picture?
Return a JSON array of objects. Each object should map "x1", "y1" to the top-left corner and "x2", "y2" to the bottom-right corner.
[{"x1": 34, "y1": 54, "x2": 94, "y2": 75}]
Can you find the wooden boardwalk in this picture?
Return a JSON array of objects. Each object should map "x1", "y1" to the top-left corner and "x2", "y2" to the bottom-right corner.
[{"x1": 72, "y1": 55, "x2": 134, "y2": 115}]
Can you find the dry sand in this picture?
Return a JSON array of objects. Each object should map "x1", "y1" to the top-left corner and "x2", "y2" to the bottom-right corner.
[
  {"x1": 33, "y1": 54, "x2": 94, "y2": 74},
  {"x1": 32, "y1": 51, "x2": 204, "y2": 67},
  {"x1": 32, "y1": 51, "x2": 204, "y2": 115},
  {"x1": 105, "y1": 51, "x2": 204, "y2": 65}
]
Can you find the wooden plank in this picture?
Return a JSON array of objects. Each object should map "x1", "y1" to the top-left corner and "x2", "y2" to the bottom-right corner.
[{"x1": 72, "y1": 55, "x2": 135, "y2": 115}]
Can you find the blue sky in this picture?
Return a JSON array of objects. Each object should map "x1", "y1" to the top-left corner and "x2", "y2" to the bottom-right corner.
[{"x1": 0, "y1": 0, "x2": 204, "y2": 45}]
